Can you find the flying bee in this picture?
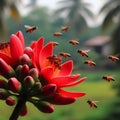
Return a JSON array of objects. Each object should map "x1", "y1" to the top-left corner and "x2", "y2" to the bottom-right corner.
[
  {"x1": 77, "y1": 49, "x2": 90, "y2": 57},
  {"x1": 50, "y1": 41, "x2": 59, "y2": 47},
  {"x1": 84, "y1": 60, "x2": 96, "y2": 67},
  {"x1": 69, "y1": 40, "x2": 79, "y2": 45},
  {"x1": 102, "y1": 75, "x2": 115, "y2": 82},
  {"x1": 61, "y1": 26, "x2": 70, "y2": 32},
  {"x1": 87, "y1": 100, "x2": 98, "y2": 108},
  {"x1": 108, "y1": 55, "x2": 120, "y2": 62},
  {"x1": 59, "y1": 52, "x2": 71, "y2": 58},
  {"x1": 24, "y1": 25, "x2": 38, "y2": 33},
  {"x1": 53, "y1": 32, "x2": 62, "y2": 37}
]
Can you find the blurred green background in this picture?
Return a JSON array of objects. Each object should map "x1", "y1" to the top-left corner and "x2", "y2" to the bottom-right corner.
[{"x1": 0, "y1": 0, "x2": 120, "y2": 120}]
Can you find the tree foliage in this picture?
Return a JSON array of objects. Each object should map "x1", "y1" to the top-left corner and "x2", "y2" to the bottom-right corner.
[
  {"x1": 54, "y1": 0, "x2": 94, "y2": 37},
  {"x1": 100, "y1": 0, "x2": 120, "y2": 54}
]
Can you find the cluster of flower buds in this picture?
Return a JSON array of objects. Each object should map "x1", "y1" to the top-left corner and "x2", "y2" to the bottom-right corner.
[
  {"x1": 0, "y1": 31, "x2": 86, "y2": 119},
  {"x1": 0, "y1": 51, "x2": 55, "y2": 115}
]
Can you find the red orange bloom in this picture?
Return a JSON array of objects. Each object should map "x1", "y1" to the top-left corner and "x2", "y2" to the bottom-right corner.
[
  {"x1": 31, "y1": 37, "x2": 86, "y2": 105},
  {"x1": 0, "y1": 31, "x2": 24, "y2": 66},
  {"x1": 0, "y1": 31, "x2": 86, "y2": 119}
]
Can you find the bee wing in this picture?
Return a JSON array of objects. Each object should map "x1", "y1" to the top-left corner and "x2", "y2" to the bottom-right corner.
[
  {"x1": 84, "y1": 49, "x2": 91, "y2": 53},
  {"x1": 24, "y1": 25, "x2": 31, "y2": 28}
]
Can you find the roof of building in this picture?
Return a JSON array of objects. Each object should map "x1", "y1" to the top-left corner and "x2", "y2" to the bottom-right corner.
[{"x1": 85, "y1": 36, "x2": 111, "y2": 46}]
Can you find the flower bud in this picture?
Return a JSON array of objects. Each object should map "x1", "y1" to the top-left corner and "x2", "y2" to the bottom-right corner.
[
  {"x1": 0, "y1": 58, "x2": 15, "y2": 77},
  {"x1": 42, "y1": 84, "x2": 57, "y2": 96},
  {"x1": 23, "y1": 76, "x2": 35, "y2": 89},
  {"x1": 21, "y1": 64, "x2": 30, "y2": 75},
  {"x1": 19, "y1": 104, "x2": 28, "y2": 116},
  {"x1": 24, "y1": 47, "x2": 33, "y2": 58},
  {"x1": 29, "y1": 68, "x2": 39, "y2": 79},
  {"x1": 6, "y1": 96, "x2": 15, "y2": 106},
  {"x1": 30, "y1": 82, "x2": 41, "y2": 95},
  {"x1": 50, "y1": 94, "x2": 76, "y2": 105},
  {"x1": 15, "y1": 65, "x2": 22, "y2": 76},
  {"x1": 0, "y1": 89, "x2": 9, "y2": 100},
  {"x1": 8, "y1": 77, "x2": 21, "y2": 93},
  {"x1": 0, "y1": 79, "x2": 7, "y2": 88},
  {"x1": 34, "y1": 101, "x2": 54, "y2": 113},
  {"x1": 19, "y1": 54, "x2": 31, "y2": 65}
]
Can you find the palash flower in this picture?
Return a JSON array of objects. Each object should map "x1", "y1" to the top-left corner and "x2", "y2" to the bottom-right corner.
[
  {"x1": 0, "y1": 31, "x2": 24, "y2": 66},
  {"x1": 31, "y1": 37, "x2": 86, "y2": 105},
  {"x1": 0, "y1": 31, "x2": 86, "y2": 120}
]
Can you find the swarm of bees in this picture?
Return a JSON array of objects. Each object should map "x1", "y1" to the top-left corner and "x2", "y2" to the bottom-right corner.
[
  {"x1": 24, "y1": 25, "x2": 119, "y2": 110},
  {"x1": 53, "y1": 25, "x2": 70, "y2": 37}
]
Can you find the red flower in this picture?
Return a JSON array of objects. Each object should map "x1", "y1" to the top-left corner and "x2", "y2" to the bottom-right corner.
[
  {"x1": 31, "y1": 37, "x2": 86, "y2": 105},
  {"x1": 6, "y1": 96, "x2": 15, "y2": 106},
  {"x1": 8, "y1": 77, "x2": 21, "y2": 93},
  {"x1": 0, "y1": 31, "x2": 24, "y2": 66}
]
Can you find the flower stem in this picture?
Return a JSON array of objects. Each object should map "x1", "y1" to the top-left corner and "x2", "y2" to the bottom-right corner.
[{"x1": 9, "y1": 97, "x2": 27, "y2": 120}]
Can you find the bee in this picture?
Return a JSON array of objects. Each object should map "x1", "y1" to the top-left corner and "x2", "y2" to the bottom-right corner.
[
  {"x1": 24, "y1": 25, "x2": 38, "y2": 33},
  {"x1": 50, "y1": 41, "x2": 59, "y2": 47},
  {"x1": 47, "y1": 55, "x2": 62, "y2": 70},
  {"x1": 69, "y1": 40, "x2": 79, "y2": 45},
  {"x1": 102, "y1": 75, "x2": 115, "y2": 82},
  {"x1": 59, "y1": 52, "x2": 71, "y2": 58},
  {"x1": 108, "y1": 55, "x2": 120, "y2": 62},
  {"x1": 84, "y1": 60, "x2": 96, "y2": 67},
  {"x1": 61, "y1": 26, "x2": 70, "y2": 32},
  {"x1": 53, "y1": 32, "x2": 62, "y2": 37},
  {"x1": 77, "y1": 49, "x2": 90, "y2": 57},
  {"x1": 87, "y1": 100, "x2": 98, "y2": 108}
]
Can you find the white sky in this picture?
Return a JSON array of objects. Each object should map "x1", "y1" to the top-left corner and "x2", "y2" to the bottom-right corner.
[
  {"x1": 37, "y1": 0, "x2": 104, "y2": 12},
  {"x1": 36, "y1": 0, "x2": 105, "y2": 26},
  {"x1": 21, "y1": 0, "x2": 106, "y2": 26}
]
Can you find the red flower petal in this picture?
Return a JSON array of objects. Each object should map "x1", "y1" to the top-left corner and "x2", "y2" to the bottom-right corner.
[
  {"x1": 0, "y1": 52, "x2": 13, "y2": 65},
  {"x1": 36, "y1": 37, "x2": 44, "y2": 56},
  {"x1": 64, "y1": 77, "x2": 86, "y2": 87},
  {"x1": 39, "y1": 42, "x2": 53, "y2": 67},
  {"x1": 51, "y1": 74, "x2": 80, "y2": 88},
  {"x1": 10, "y1": 34, "x2": 24, "y2": 61},
  {"x1": 16, "y1": 31, "x2": 25, "y2": 49},
  {"x1": 40, "y1": 67, "x2": 54, "y2": 82},
  {"x1": 57, "y1": 60, "x2": 73, "y2": 76},
  {"x1": 30, "y1": 41, "x2": 37, "y2": 49},
  {"x1": 34, "y1": 37, "x2": 44, "y2": 69},
  {"x1": 50, "y1": 93, "x2": 76, "y2": 105},
  {"x1": 58, "y1": 89, "x2": 86, "y2": 98},
  {"x1": 42, "y1": 84, "x2": 57, "y2": 96}
]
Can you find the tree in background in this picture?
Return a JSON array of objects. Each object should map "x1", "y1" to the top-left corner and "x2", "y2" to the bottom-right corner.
[
  {"x1": 0, "y1": 0, "x2": 22, "y2": 41},
  {"x1": 99, "y1": 0, "x2": 120, "y2": 54},
  {"x1": 54, "y1": 0, "x2": 94, "y2": 37}
]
